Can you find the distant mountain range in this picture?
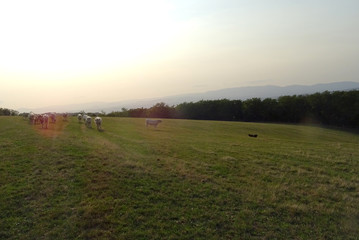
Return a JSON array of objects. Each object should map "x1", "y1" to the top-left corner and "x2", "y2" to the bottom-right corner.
[{"x1": 19, "y1": 81, "x2": 359, "y2": 113}]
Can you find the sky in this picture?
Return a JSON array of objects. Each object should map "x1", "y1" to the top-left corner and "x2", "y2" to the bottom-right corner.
[{"x1": 1, "y1": 0, "x2": 358, "y2": 110}]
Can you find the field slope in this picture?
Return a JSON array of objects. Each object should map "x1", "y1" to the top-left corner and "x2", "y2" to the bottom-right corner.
[{"x1": 1, "y1": 116, "x2": 358, "y2": 239}]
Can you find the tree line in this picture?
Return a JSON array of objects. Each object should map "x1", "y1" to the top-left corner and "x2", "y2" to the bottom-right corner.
[
  {"x1": 107, "y1": 90, "x2": 359, "y2": 128},
  {"x1": 0, "y1": 108, "x2": 19, "y2": 116},
  {"x1": 2, "y1": 90, "x2": 358, "y2": 128}
]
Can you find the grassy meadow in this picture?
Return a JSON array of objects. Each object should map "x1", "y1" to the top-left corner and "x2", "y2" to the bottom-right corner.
[{"x1": 0, "y1": 116, "x2": 358, "y2": 239}]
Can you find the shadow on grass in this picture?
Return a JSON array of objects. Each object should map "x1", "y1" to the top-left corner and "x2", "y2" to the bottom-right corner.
[
  {"x1": 303, "y1": 123, "x2": 359, "y2": 135},
  {"x1": 146, "y1": 128, "x2": 168, "y2": 132}
]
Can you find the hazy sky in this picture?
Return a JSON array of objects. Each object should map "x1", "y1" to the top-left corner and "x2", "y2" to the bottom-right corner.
[{"x1": 1, "y1": 0, "x2": 358, "y2": 109}]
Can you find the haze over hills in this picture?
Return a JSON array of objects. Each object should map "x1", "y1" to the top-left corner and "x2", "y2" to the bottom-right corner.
[{"x1": 19, "y1": 81, "x2": 359, "y2": 113}]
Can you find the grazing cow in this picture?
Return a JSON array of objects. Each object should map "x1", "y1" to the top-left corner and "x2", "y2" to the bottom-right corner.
[
  {"x1": 41, "y1": 114, "x2": 49, "y2": 129},
  {"x1": 85, "y1": 116, "x2": 92, "y2": 128},
  {"x1": 29, "y1": 113, "x2": 35, "y2": 124},
  {"x1": 34, "y1": 114, "x2": 41, "y2": 125},
  {"x1": 77, "y1": 114, "x2": 82, "y2": 122},
  {"x1": 248, "y1": 134, "x2": 258, "y2": 138},
  {"x1": 49, "y1": 113, "x2": 56, "y2": 123},
  {"x1": 94, "y1": 117, "x2": 102, "y2": 130},
  {"x1": 146, "y1": 119, "x2": 162, "y2": 128},
  {"x1": 82, "y1": 114, "x2": 88, "y2": 123}
]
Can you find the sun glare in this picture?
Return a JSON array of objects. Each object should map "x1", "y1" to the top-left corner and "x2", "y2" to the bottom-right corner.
[{"x1": 0, "y1": 0, "x2": 179, "y2": 75}]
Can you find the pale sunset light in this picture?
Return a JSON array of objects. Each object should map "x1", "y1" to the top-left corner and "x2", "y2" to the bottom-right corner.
[{"x1": 0, "y1": 0, "x2": 358, "y2": 110}]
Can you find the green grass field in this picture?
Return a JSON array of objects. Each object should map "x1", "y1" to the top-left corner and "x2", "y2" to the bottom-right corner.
[{"x1": 0, "y1": 116, "x2": 358, "y2": 239}]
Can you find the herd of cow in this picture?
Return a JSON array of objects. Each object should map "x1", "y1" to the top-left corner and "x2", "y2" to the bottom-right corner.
[
  {"x1": 28, "y1": 112, "x2": 102, "y2": 131},
  {"x1": 28, "y1": 112, "x2": 163, "y2": 131},
  {"x1": 28, "y1": 112, "x2": 58, "y2": 129},
  {"x1": 77, "y1": 113, "x2": 102, "y2": 130}
]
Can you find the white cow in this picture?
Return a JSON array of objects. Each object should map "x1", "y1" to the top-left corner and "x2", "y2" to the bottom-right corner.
[
  {"x1": 77, "y1": 114, "x2": 82, "y2": 122},
  {"x1": 146, "y1": 119, "x2": 162, "y2": 128},
  {"x1": 29, "y1": 112, "x2": 35, "y2": 124},
  {"x1": 94, "y1": 117, "x2": 102, "y2": 130},
  {"x1": 34, "y1": 114, "x2": 41, "y2": 125},
  {"x1": 82, "y1": 114, "x2": 88, "y2": 122},
  {"x1": 85, "y1": 116, "x2": 92, "y2": 127}
]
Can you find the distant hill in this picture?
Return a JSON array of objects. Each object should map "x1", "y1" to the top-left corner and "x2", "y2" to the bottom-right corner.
[{"x1": 19, "y1": 81, "x2": 359, "y2": 113}]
